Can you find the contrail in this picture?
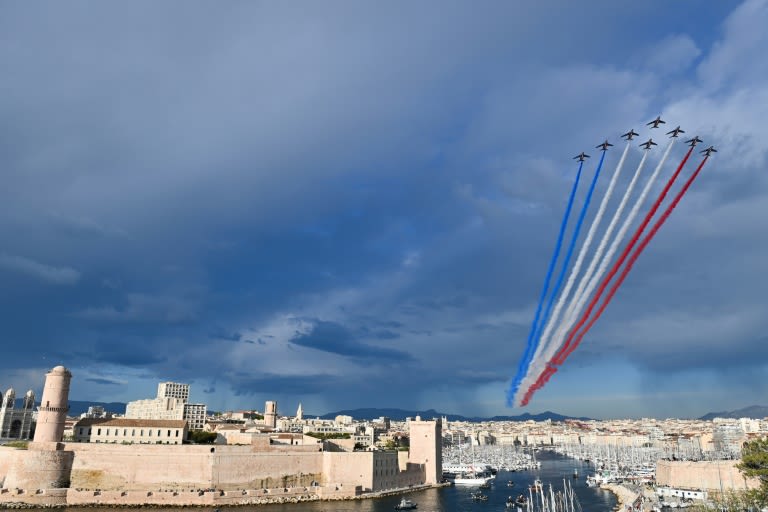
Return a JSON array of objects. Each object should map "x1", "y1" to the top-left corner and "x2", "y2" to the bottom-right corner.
[
  {"x1": 529, "y1": 142, "x2": 659, "y2": 384},
  {"x1": 553, "y1": 140, "x2": 687, "y2": 367},
  {"x1": 519, "y1": 142, "x2": 695, "y2": 406},
  {"x1": 521, "y1": 152, "x2": 710, "y2": 405},
  {"x1": 559, "y1": 143, "x2": 644, "y2": 342},
  {"x1": 512, "y1": 151, "x2": 606, "y2": 405},
  {"x1": 506, "y1": 160, "x2": 584, "y2": 405},
  {"x1": 519, "y1": 143, "x2": 627, "y2": 399}
]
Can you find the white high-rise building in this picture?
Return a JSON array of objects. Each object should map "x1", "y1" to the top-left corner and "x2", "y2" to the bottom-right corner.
[
  {"x1": 125, "y1": 382, "x2": 206, "y2": 431},
  {"x1": 157, "y1": 382, "x2": 189, "y2": 402},
  {"x1": 183, "y1": 403, "x2": 207, "y2": 431}
]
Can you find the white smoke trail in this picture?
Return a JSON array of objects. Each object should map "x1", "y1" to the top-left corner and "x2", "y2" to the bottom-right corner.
[
  {"x1": 529, "y1": 138, "x2": 677, "y2": 384},
  {"x1": 515, "y1": 145, "x2": 627, "y2": 403},
  {"x1": 557, "y1": 142, "x2": 638, "y2": 341}
]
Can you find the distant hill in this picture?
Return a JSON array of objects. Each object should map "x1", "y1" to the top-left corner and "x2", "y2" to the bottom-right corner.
[
  {"x1": 67, "y1": 401, "x2": 127, "y2": 416},
  {"x1": 13, "y1": 399, "x2": 126, "y2": 416},
  {"x1": 699, "y1": 405, "x2": 768, "y2": 420},
  {"x1": 318, "y1": 408, "x2": 590, "y2": 422}
]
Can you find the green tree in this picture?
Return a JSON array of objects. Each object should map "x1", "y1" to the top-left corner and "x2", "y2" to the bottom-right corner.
[
  {"x1": 305, "y1": 432, "x2": 350, "y2": 441},
  {"x1": 188, "y1": 431, "x2": 218, "y2": 444},
  {"x1": 737, "y1": 438, "x2": 768, "y2": 507}
]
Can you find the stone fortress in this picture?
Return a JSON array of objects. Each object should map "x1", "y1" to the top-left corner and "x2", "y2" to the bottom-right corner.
[{"x1": 0, "y1": 366, "x2": 443, "y2": 507}]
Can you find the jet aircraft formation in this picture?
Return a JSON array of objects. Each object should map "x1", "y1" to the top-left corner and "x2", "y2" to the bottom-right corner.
[{"x1": 509, "y1": 117, "x2": 716, "y2": 407}]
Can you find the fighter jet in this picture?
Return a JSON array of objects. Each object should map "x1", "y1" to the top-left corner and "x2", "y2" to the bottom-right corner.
[
  {"x1": 666, "y1": 126, "x2": 685, "y2": 138},
  {"x1": 686, "y1": 136, "x2": 703, "y2": 147},
  {"x1": 573, "y1": 152, "x2": 590, "y2": 162},
  {"x1": 621, "y1": 129, "x2": 639, "y2": 141},
  {"x1": 647, "y1": 116, "x2": 666, "y2": 128},
  {"x1": 596, "y1": 140, "x2": 614, "y2": 151},
  {"x1": 701, "y1": 146, "x2": 718, "y2": 157},
  {"x1": 640, "y1": 139, "x2": 657, "y2": 150}
]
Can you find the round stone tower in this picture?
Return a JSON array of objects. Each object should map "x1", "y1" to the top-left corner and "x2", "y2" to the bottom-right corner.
[
  {"x1": 4, "y1": 366, "x2": 74, "y2": 494},
  {"x1": 33, "y1": 365, "x2": 72, "y2": 443}
]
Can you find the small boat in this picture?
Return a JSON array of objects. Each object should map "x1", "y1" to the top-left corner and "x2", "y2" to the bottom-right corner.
[
  {"x1": 507, "y1": 480, "x2": 515, "y2": 487},
  {"x1": 471, "y1": 492, "x2": 489, "y2": 501},
  {"x1": 530, "y1": 478, "x2": 543, "y2": 491},
  {"x1": 515, "y1": 494, "x2": 528, "y2": 506},
  {"x1": 394, "y1": 497, "x2": 418, "y2": 510}
]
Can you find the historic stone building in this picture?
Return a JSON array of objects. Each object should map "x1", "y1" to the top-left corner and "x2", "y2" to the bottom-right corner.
[
  {"x1": 0, "y1": 388, "x2": 36, "y2": 440},
  {"x1": 72, "y1": 418, "x2": 188, "y2": 444}
]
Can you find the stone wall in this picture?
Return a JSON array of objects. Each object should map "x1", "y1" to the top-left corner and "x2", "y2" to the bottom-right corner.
[
  {"x1": 211, "y1": 447, "x2": 323, "y2": 489},
  {"x1": 65, "y1": 443, "x2": 324, "y2": 491},
  {"x1": 67, "y1": 443, "x2": 212, "y2": 490},
  {"x1": 0, "y1": 448, "x2": 16, "y2": 487},
  {"x1": 3, "y1": 448, "x2": 73, "y2": 489},
  {"x1": 656, "y1": 460, "x2": 759, "y2": 492}
]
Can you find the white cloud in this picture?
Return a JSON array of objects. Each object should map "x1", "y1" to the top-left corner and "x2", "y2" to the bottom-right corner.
[
  {"x1": 697, "y1": 0, "x2": 768, "y2": 92},
  {"x1": 0, "y1": 253, "x2": 80, "y2": 285},
  {"x1": 643, "y1": 34, "x2": 701, "y2": 76}
]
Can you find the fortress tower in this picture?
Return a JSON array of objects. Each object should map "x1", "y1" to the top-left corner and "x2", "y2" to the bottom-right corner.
[
  {"x1": 264, "y1": 401, "x2": 277, "y2": 429},
  {"x1": 34, "y1": 365, "x2": 72, "y2": 444},
  {"x1": 3, "y1": 366, "x2": 74, "y2": 493},
  {"x1": 408, "y1": 417, "x2": 442, "y2": 485}
]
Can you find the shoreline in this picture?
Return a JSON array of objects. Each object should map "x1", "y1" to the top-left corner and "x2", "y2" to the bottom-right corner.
[
  {"x1": 0, "y1": 483, "x2": 449, "y2": 509},
  {"x1": 600, "y1": 483, "x2": 640, "y2": 511}
]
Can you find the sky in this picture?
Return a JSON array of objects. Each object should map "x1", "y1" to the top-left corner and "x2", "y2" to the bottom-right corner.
[{"x1": 1, "y1": 0, "x2": 767, "y2": 420}]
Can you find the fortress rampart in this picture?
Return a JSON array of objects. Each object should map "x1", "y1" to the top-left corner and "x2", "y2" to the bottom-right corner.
[
  {"x1": 0, "y1": 441, "x2": 435, "y2": 506},
  {"x1": 0, "y1": 366, "x2": 441, "y2": 507},
  {"x1": 656, "y1": 460, "x2": 759, "y2": 493}
]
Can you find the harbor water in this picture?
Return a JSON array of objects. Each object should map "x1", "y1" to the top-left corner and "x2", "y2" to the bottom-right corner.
[{"x1": 29, "y1": 450, "x2": 618, "y2": 512}]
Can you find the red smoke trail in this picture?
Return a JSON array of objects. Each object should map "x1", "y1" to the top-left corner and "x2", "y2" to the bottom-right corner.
[
  {"x1": 521, "y1": 154, "x2": 710, "y2": 405},
  {"x1": 554, "y1": 145, "x2": 695, "y2": 366}
]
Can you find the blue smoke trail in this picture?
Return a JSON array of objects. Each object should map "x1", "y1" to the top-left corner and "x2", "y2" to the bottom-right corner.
[
  {"x1": 506, "y1": 160, "x2": 584, "y2": 406},
  {"x1": 526, "y1": 150, "x2": 606, "y2": 373}
]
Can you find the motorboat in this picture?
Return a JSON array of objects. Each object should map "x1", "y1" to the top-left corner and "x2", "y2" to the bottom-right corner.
[{"x1": 394, "y1": 497, "x2": 418, "y2": 510}]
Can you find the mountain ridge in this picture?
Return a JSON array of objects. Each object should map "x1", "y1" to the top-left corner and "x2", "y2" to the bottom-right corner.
[
  {"x1": 316, "y1": 407, "x2": 591, "y2": 422},
  {"x1": 698, "y1": 404, "x2": 768, "y2": 420}
]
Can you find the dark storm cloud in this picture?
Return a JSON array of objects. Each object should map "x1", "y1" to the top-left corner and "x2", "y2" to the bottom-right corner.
[
  {"x1": 289, "y1": 320, "x2": 413, "y2": 362},
  {"x1": 93, "y1": 347, "x2": 166, "y2": 367},
  {"x1": 1, "y1": 0, "x2": 766, "y2": 417},
  {"x1": 231, "y1": 373, "x2": 346, "y2": 396},
  {"x1": 84, "y1": 377, "x2": 122, "y2": 386},
  {"x1": 207, "y1": 327, "x2": 242, "y2": 342}
]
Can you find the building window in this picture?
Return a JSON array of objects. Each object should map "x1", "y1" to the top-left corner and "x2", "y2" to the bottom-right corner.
[
  {"x1": 132, "y1": 429, "x2": 135, "y2": 436},
  {"x1": 175, "y1": 430, "x2": 179, "y2": 437},
  {"x1": 123, "y1": 429, "x2": 127, "y2": 436},
  {"x1": 106, "y1": 429, "x2": 110, "y2": 435},
  {"x1": 168, "y1": 430, "x2": 171, "y2": 437},
  {"x1": 97, "y1": 428, "x2": 102, "y2": 435},
  {"x1": 149, "y1": 430, "x2": 152, "y2": 437},
  {"x1": 79, "y1": 428, "x2": 83, "y2": 435},
  {"x1": 141, "y1": 430, "x2": 144, "y2": 436},
  {"x1": 157, "y1": 429, "x2": 161, "y2": 437}
]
